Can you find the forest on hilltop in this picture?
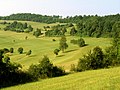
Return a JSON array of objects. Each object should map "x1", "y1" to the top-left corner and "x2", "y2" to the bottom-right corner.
[{"x1": 0, "y1": 13, "x2": 120, "y2": 37}]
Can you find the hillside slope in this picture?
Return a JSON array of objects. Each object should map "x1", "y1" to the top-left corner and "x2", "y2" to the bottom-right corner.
[{"x1": 2, "y1": 67, "x2": 120, "y2": 90}]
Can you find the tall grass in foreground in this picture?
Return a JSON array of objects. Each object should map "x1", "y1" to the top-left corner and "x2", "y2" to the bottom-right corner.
[{"x1": 2, "y1": 67, "x2": 120, "y2": 90}]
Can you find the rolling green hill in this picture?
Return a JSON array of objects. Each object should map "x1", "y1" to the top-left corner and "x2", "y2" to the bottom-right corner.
[
  {"x1": 0, "y1": 20, "x2": 119, "y2": 90},
  {"x1": 0, "y1": 20, "x2": 112, "y2": 70},
  {"x1": 2, "y1": 67, "x2": 120, "y2": 90},
  {"x1": 0, "y1": 29, "x2": 111, "y2": 70}
]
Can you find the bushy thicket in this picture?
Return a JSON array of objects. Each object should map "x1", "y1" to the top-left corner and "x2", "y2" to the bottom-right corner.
[
  {"x1": 4, "y1": 21, "x2": 33, "y2": 33},
  {"x1": 70, "y1": 38, "x2": 86, "y2": 47},
  {"x1": 0, "y1": 49, "x2": 34, "y2": 88},
  {"x1": 45, "y1": 24, "x2": 67, "y2": 37},
  {"x1": 0, "y1": 13, "x2": 60, "y2": 24},
  {"x1": 33, "y1": 28, "x2": 42, "y2": 38},
  {"x1": 77, "y1": 47, "x2": 105, "y2": 71},
  {"x1": 28, "y1": 56, "x2": 65, "y2": 79},
  {"x1": 76, "y1": 45, "x2": 120, "y2": 72},
  {"x1": 0, "y1": 49, "x2": 65, "y2": 88},
  {"x1": 18, "y1": 47, "x2": 23, "y2": 54},
  {"x1": 1, "y1": 13, "x2": 120, "y2": 37}
]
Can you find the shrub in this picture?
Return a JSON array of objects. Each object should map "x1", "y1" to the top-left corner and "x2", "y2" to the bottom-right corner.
[
  {"x1": 4, "y1": 56, "x2": 10, "y2": 63},
  {"x1": 52, "y1": 39, "x2": 56, "y2": 41},
  {"x1": 3, "y1": 48, "x2": 10, "y2": 53},
  {"x1": 71, "y1": 38, "x2": 86, "y2": 47},
  {"x1": 78, "y1": 38, "x2": 85, "y2": 47},
  {"x1": 33, "y1": 29, "x2": 42, "y2": 38},
  {"x1": 77, "y1": 46, "x2": 107, "y2": 71},
  {"x1": 10, "y1": 48, "x2": 14, "y2": 53},
  {"x1": 28, "y1": 56, "x2": 65, "y2": 79},
  {"x1": 54, "y1": 49, "x2": 60, "y2": 55},
  {"x1": 18, "y1": 47, "x2": 23, "y2": 54}
]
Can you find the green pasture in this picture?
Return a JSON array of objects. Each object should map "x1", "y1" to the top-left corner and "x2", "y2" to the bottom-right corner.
[
  {"x1": 2, "y1": 67, "x2": 120, "y2": 90},
  {"x1": 0, "y1": 29, "x2": 111, "y2": 70}
]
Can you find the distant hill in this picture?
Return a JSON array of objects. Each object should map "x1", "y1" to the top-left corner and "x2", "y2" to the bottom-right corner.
[
  {"x1": 0, "y1": 13, "x2": 120, "y2": 37},
  {"x1": 0, "y1": 13, "x2": 61, "y2": 24},
  {"x1": 0, "y1": 13, "x2": 120, "y2": 24}
]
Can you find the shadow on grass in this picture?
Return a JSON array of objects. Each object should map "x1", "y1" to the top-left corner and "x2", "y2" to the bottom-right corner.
[
  {"x1": 84, "y1": 44, "x2": 89, "y2": 46},
  {"x1": 57, "y1": 55, "x2": 65, "y2": 57},
  {"x1": 29, "y1": 54, "x2": 37, "y2": 57},
  {"x1": 64, "y1": 49, "x2": 78, "y2": 53}
]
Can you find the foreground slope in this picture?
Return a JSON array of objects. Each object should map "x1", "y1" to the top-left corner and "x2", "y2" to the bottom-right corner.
[{"x1": 2, "y1": 67, "x2": 120, "y2": 90}]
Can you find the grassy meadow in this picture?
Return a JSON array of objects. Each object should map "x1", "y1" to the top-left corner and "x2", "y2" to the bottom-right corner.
[
  {"x1": 0, "y1": 20, "x2": 120, "y2": 90},
  {"x1": 0, "y1": 21, "x2": 112, "y2": 70},
  {"x1": 0, "y1": 29, "x2": 111, "y2": 70},
  {"x1": 1, "y1": 67, "x2": 120, "y2": 90}
]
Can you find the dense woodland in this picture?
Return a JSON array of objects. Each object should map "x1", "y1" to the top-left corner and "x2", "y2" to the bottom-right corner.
[
  {"x1": 3, "y1": 21, "x2": 33, "y2": 33},
  {"x1": 0, "y1": 13, "x2": 120, "y2": 37}
]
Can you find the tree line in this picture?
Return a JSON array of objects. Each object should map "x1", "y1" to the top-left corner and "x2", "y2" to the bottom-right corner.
[
  {"x1": 1, "y1": 13, "x2": 120, "y2": 38},
  {"x1": 0, "y1": 48, "x2": 65, "y2": 88},
  {"x1": 0, "y1": 13, "x2": 61, "y2": 24},
  {"x1": 4, "y1": 21, "x2": 33, "y2": 33},
  {"x1": 71, "y1": 35, "x2": 120, "y2": 72}
]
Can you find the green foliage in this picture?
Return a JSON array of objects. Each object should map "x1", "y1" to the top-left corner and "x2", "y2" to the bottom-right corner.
[
  {"x1": 23, "y1": 23, "x2": 28, "y2": 29},
  {"x1": 1, "y1": 13, "x2": 60, "y2": 24},
  {"x1": 45, "y1": 25, "x2": 66, "y2": 37},
  {"x1": 104, "y1": 35, "x2": 120, "y2": 65},
  {"x1": 28, "y1": 56, "x2": 65, "y2": 79},
  {"x1": 71, "y1": 38, "x2": 86, "y2": 47},
  {"x1": 10, "y1": 48, "x2": 14, "y2": 53},
  {"x1": 70, "y1": 27, "x2": 77, "y2": 36},
  {"x1": 67, "y1": 23, "x2": 74, "y2": 27},
  {"x1": 77, "y1": 46, "x2": 106, "y2": 71},
  {"x1": 33, "y1": 28, "x2": 42, "y2": 38},
  {"x1": 54, "y1": 49, "x2": 60, "y2": 55},
  {"x1": 59, "y1": 36, "x2": 68, "y2": 52},
  {"x1": 4, "y1": 56, "x2": 10, "y2": 64},
  {"x1": 18, "y1": 47, "x2": 23, "y2": 54},
  {"x1": 28, "y1": 25, "x2": 33, "y2": 32},
  {"x1": 3, "y1": 48, "x2": 10, "y2": 53},
  {"x1": 4, "y1": 21, "x2": 33, "y2": 33},
  {"x1": 2, "y1": 13, "x2": 120, "y2": 37},
  {"x1": 0, "y1": 49, "x2": 34, "y2": 88},
  {"x1": 78, "y1": 38, "x2": 85, "y2": 47},
  {"x1": 52, "y1": 39, "x2": 56, "y2": 41}
]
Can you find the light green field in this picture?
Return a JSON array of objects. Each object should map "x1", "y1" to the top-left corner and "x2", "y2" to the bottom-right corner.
[
  {"x1": 0, "y1": 21, "x2": 112, "y2": 70},
  {"x1": 0, "y1": 20, "x2": 112, "y2": 70},
  {"x1": 0, "y1": 20, "x2": 63, "y2": 30},
  {"x1": 2, "y1": 67, "x2": 120, "y2": 90},
  {"x1": 0, "y1": 21, "x2": 119, "y2": 90},
  {"x1": 0, "y1": 30, "x2": 111, "y2": 70}
]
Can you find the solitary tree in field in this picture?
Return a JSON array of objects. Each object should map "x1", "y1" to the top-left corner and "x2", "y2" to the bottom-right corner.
[
  {"x1": 18, "y1": 47, "x2": 23, "y2": 54},
  {"x1": 54, "y1": 49, "x2": 60, "y2": 56},
  {"x1": 77, "y1": 38, "x2": 85, "y2": 47},
  {"x1": 59, "y1": 36, "x2": 68, "y2": 52}
]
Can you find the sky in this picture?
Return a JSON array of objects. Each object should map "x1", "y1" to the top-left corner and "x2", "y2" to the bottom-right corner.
[{"x1": 0, "y1": 0, "x2": 120, "y2": 17}]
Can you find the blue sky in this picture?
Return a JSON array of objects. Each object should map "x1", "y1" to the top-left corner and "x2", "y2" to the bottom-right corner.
[{"x1": 0, "y1": 0, "x2": 120, "y2": 17}]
